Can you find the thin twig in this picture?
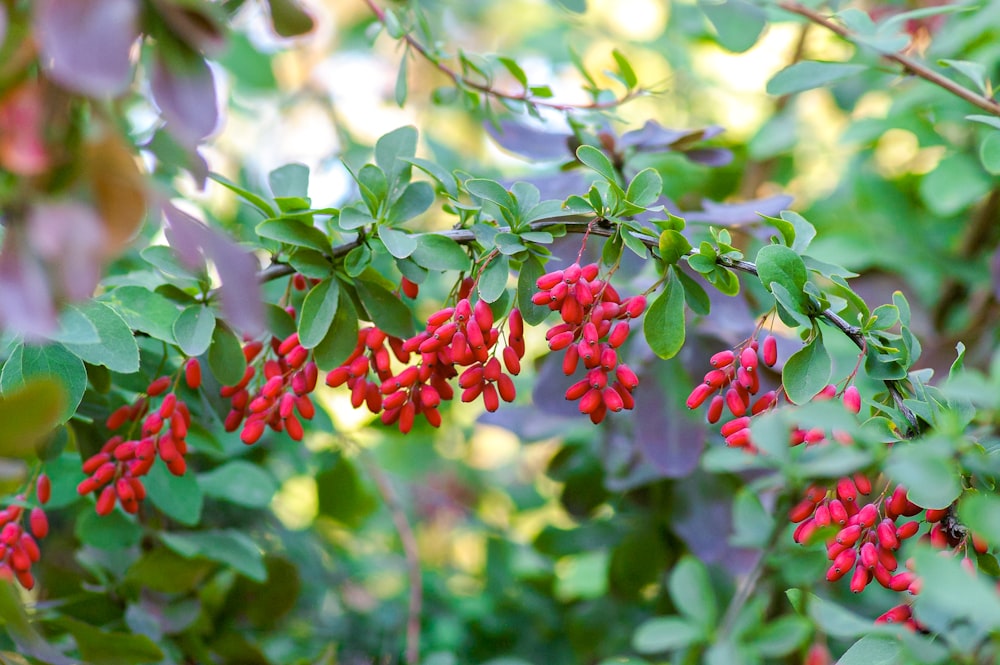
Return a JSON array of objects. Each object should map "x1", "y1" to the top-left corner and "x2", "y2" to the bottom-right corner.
[
  {"x1": 361, "y1": 0, "x2": 645, "y2": 112},
  {"x1": 362, "y1": 457, "x2": 423, "y2": 665},
  {"x1": 776, "y1": 0, "x2": 1000, "y2": 117}
]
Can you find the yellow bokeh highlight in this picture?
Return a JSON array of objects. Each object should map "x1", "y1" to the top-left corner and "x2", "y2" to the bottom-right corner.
[{"x1": 271, "y1": 475, "x2": 319, "y2": 530}]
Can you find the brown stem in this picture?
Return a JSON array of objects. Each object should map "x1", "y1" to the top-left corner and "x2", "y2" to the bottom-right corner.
[
  {"x1": 776, "y1": 1, "x2": 1000, "y2": 117},
  {"x1": 361, "y1": 0, "x2": 644, "y2": 112},
  {"x1": 363, "y1": 457, "x2": 423, "y2": 665}
]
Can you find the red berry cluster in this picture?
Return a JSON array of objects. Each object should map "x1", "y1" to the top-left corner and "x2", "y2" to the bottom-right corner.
[
  {"x1": 532, "y1": 262, "x2": 643, "y2": 423},
  {"x1": 790, "y1": 475, "x2": 990, "y2": 629},
  {"x1": 221, "y1": 333, "x2": 318, "y2": 446},
  {"x1": 686, "y1": 335, "x2": 781, "y2": 449},
  {"x1": 325, "y1": 298, "x2": 524, "y2": 432},
  {"x1": 0, "y1": 474, "x2": 51, "y2": 590},
  {"x1": 79, "y1": 369, "x2": 198, "y2": 515}
]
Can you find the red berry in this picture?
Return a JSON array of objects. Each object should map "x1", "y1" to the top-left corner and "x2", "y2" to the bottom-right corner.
[
  {"x1": 843, "y1": 385, "x2": 861, "y2": 414},
  {"x1": 686, "y1": 384, "x2": 714, "y2": 409},
  {"x1": 762, "y1": 335, "x2": 777, "y2": 367},
  {"x1": 185, "y1": 358, "x2": 202, "y2": 389},
  {"x1": 36, "y1": 474, "x2": 51, "y2": 505},
  {"x1": 29, "y1": 508, "x2": 48, "y2": 539},
  {"x1": 706, "y1": 395, "x2": 724, "y2": 424},
  {"x1": 147, "y1": 376, "x2": 172, "y2": 397},
  {"x1": 400, "y1": 276, "x2": 419, "y2": 298},
  {"x1": 241, "y1": 420, "x2": 266, "y2": 445},
  {"x1": 106, "y1": 405, "x2": 131, "y2": 430},
  {"x1": 96, "y1": 486, "x2": 117, "y2": 515},
  {"x1": 876, "y1": 604, "x2": 911, "y2": 624},
  {"x1": 849, "y1": 562, "x2": 871, "y2": 593},
  {"x1": 710, "y1": 350, "x2": 735, "y2": 368}
]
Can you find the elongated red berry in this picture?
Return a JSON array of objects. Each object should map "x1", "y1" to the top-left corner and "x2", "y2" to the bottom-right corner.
[
  {"x1": 827, "y1": 548, "x2": 857, "y2": 581},
  {"x1": 710, "y1": 350, "x2": 735, "y2": 368},
  {"x1": 877, "y1": 519, "x2": 900, "y2": 550},
  {"x1": 147, "y1": 376, "x2": 172, "y2": 397},
  {"x1": 789, "y1": 498, "x2": 817, "y2": 523},
  {"x1": 184, "y1": 358, "x2": 202, "y2": 389},
  {"x1": 707, "y1": 395, "x2": 724, "y2": 424},
  {"x1": 96, "y1": 486, "x2": 117, "y2": 515},
  {"x1": 36, "y1": 474, "x2": 51, "y2": 505},
  {"x1": 876, "y1": 604, "x2": 911, "y2": 624},
  {"x1": 578, "y1": 388, "x2": 603, "y2": 414},
  {"x1": 843, "y1": 385, "x2": 861, "y2": 414},
  {"x1": 849, "y1": 562, "x2": 871, "y2": 593},
  {"x1": 762, "y1": 335, "x2": 777, "y2": 367},
  {"x1": 29, "y1": 508, "x2": 48, "y2": 539},
  {"x1": 241, "y1": 420, "x2": 266, "y2": 445},
  {"x1": 686, "y1": 384, "x2": 713, "y2": 410}
]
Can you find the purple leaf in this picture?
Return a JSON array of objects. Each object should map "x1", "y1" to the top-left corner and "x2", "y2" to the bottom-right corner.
[
  {"x1": 683, "y1": 148, "x2": 734, "y2": 167},
  {"x1": 0, "y1": 229, "x2": 57, "y2": 340},
  {"x1": 532, "y1": 352, "x2": 585, "y2": 417},
  {"x1": 633, "y1": 369, "x2": 706, "y2": 478},
  {"x1": 151, "y1": 53, "x2": 219, "y2": 147},
  {"x1": 202, "y1": 230, "x2": 264, "y2": 335},
  {"x1": 619, "y1": 121, "x2": 725, "y2": 151},
  {"x1": 161, "y1": 204, "x2": 263, "y2": 335},
  {"x1": 671, "y1": 471, "x2": 758, "y2": 572},
  {"x1": 685, "y1": 195, "x2": 794, "y2": 226},
  {"x1": 0, "y1": 6, "x2": 7, "y2": 48},
  {"x1": 485, "y1": 120, "x2": 573, "y2": 160},
  {"x1": 992, "y1": 247, "x2": 1000, "y2": 301},
  {"x1": 27, "y1": 201, "x2": 105, "y2": 301},
  {"x1": 34, "y1": 0, "x2": 139, "y2": 97}
]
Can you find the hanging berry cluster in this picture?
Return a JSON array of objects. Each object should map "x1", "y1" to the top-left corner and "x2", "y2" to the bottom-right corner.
[
  {"x1": 533, "y1": 262, "x2": 644, "y2": 424},
  {"x1": 0, "y1": 474, "x2": 51, "y2": 590},
  {"x1": 221, "y1": 335, "x2": 319, "y2": 446},
  {"x1": 77, "y1": 368, "x2": 198, "y2": 516}
]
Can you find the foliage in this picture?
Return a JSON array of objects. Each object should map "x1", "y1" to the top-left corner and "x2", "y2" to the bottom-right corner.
[{"x1": 0, "y1": 0, "x2": 999, "y2": 664}]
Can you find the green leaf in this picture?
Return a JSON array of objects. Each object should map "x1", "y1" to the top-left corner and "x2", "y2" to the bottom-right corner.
[
  {"x1": 404, "y1": 157, "x2": 458, "y2": 198},
  {"x1": 465, "y1": 179, "x2": 515, "y2": 211},
  {"x1": 1, "y1": 345, "x2": 82, "y2": 427},
  {"x1": 339, "y1": 205, "x2": 377, "y2": 231},
  {"x1": 756, "y1": 244, "x2": 809, "y2": 313},
  {"x1": 576, "y1": 145, "x2": 619, "y2": 185},
  {"x1": 801, "y1": 593, "x2": 871, "y2": 638},
  {"x1": 631, "y1": 616, "x2": 704, "y2": 654},
  {"x1": 208, "y1": 172, "x2": 276, "y2": 217},
  {"x1": 668, "y1": 556, "x2": 717, "y2": 629},
  {"x1": 611, "y1": 49, "x2": 637, "y2": 88},
  {"x1": 979, "y1": 131, "x2": 1000, "y2": 175},
  {"x1": 62, "y1": 302, "x2": 140, "y2": 373},
  {"x1": 912, "y1": 544, "x2": 1000, "y2": 630},
  {"x1": 269, "y1": 162, "x2": 309, "y2": 198},
  {"x1": 958, "y1": 492, "x2": 1000, "y2": 544},
  {"x1": 57, "y1": 617, "x2": 164, "y2": 665},
  {"x1": 747, "y1": 615, "x2": 810, "y2": 657},
  {"x1": 316, "y1": 455, "x2": 377, "y2": 527},
  {"x1": 298, "y1": 278, "x2": 340, "y2": 348},
  {"x1": 75, "y1": 508, "x2": 142, "y2": 549},
  {"x1": 355, "y1": 280, "x2": 415, "y2": 339},
  {"x1": 208, "y1": 323, "x2": 248, "y2": 386},
  {"x1": 125, "y1": 547, "x2": 215, "y2": 593},
  {"x1": 675, "y1": 267, "x2": 710, "y2": 316},
  {"x1": 498, "y1": 57, "x2": 528, "y2": 87},
  {"x1": 518, "y1": 255, "x2": 550, "y2": 325},
  {"x1": 313, "y1": 291, "x2": 359, "y2": 371},
  {"x1": 173, "y1": 306, "x2": 216, "y2": 357},
  {"x1": 939, "y1": 59, "x2": 988, "y2": 95},
  {"x1": 198, "y1": 460, "x2": 277, "y2": 508},
  {"x1": 478, "y1": 255, "x2": 509, "y2": 304},
  {"x1": 919, "y1": 153, "x2": 992, "y2": 216},
  {"x1": 375, "y1": 125, "x2": 418, "y2": 184},
  {"x1": 289, "y1": 248, "x2": 333, "y2": 279},
  {"x1": 379, "y1": 227, "x2": 418, "y2": 259},
  {"x1": 101, "y1": 286, "x2": 180, "y2": 344},
  {"x1": 658, "y1": 230, "x2": 691, "y2": 266},
  {"x1": 836, "y1": 636, "x2": 903, "y2": 665},
  {"x1": 266, "y1": 0, "x2": 314, "y2": 37},
  {"x1": 394, "y1": 55, "x2": 408, "y2": 106},
  {"x1": 411, "y1": 234, "x2": 472, "y2": 272},
  {"x1": 344, "y1": 243, "x2": 372, "y2": 277},
  {"x1": 644, "y1": 269, "x2": 686, "y2": 359},
  {"x1": 625, "y1": 168, "x2": 662, "y2": 207},
  {"x1": 700, "y1": 0, "x2": 766, "y2": 52},
  {"x1": 256, "y1": 217, "x2": 333, "y2": 254},
  {"x1": 386, "y1": 181, "x2": 435, "y2": 225},
  {"x1": 144, "y1": 461, "x2": 203, "y2": 526},
  {"x1": 782, "y1": 335, "x2": 831, "y2": 404},
  {"x1": 0, "y1": 378, "x2": 66, "y2": 457},
  {"x1": 766, "y1": 61, "x2": 867, "y2": 95},
  {"x1": 885, "y1": 436, "x2": 963, "y2": 509},
  {"x1": 161, "y1": 530, "x2": 267, "y2": 582}
]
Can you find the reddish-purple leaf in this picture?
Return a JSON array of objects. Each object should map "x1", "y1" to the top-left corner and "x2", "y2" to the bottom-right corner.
[
  {"x1": 633, "y1": 370, "x2": 706, "y2": 478},
  {"x1": 0, "y1": 6, "x2": 7, "y2": 49},
  {"x1": 151, "y1": 53, "x2": 219, "y2": 147},
  {"x1": 162, "y1": 203, "x2": 206, "y2": 269},
  {"x1": 686, "y1": 195, "x2": 794, "y2": 226},
  {"x1": 27, "y1": 201, "x2": 105, "y2": 301},
  {"x1": 34, "y1": 0, "x2": 139, "y2": 97},
  {"x1": 0, "y1": 231, "x2": 57, "y2": 340},
  {"x1": 485, "y1": 120, "x2": 573, "y2": 160}
]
